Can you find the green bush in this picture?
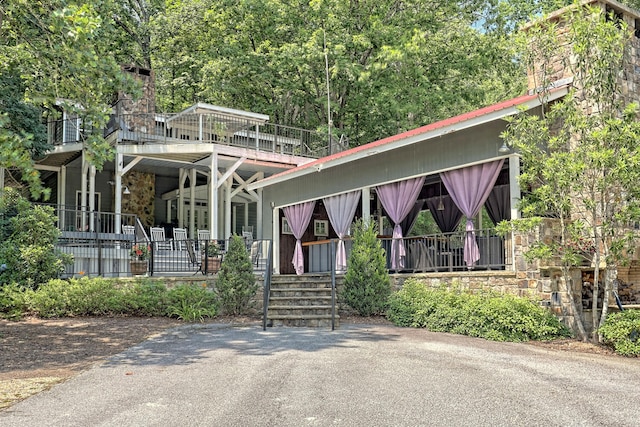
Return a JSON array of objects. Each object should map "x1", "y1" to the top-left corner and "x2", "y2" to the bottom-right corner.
[
  {"x1": 215, "y1": 235, "x2": 258, "y2": 315},
  {"x1": 599, "y1": 310, "x2": 640, "y2": 357},
  {"x1": 121, "y1": 279, "x2": 169, "y2": 316},
  {"x1": 342, "y1": 219, "x2": 391, "y2": 316},
  {"x1": 0, "y1": 283, "x2": 30, "y2": 320},
  {"x1": 0, "y1": 189, "x2": 72, "y2": 289},
  {"x1": 166, "y1": 284, "x2": 218, "y2": 322},
  {"x1": 387, "y1": 278, "x2": 571, "y2": 342}
]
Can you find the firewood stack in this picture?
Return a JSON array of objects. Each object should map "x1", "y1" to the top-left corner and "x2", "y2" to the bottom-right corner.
[
  {"x1": 615, "y1": 279, "x2": 639, "y2": 304},
  {"x1": 581, "y1": 271, "x2": 604, "y2": 309}
]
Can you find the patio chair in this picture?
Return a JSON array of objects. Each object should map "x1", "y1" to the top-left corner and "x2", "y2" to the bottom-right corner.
[
  {"x1": 250, "y1": 240, "x2": 270, "y2": 270},
  {"x1": 197, "y1": 229, "x2": 210, "y2": 251},
  {"x1": 150, "y1": 226, "x2": 173, "y2": 251},
  {"x1": 122, "y1": 225, "x2": 135, "y2": 235},
  {"x1": 186, "y1": 239, "x2": 203, "y2": 275},
  {"x1": 172, "y1": 227, "x2": 188, "y2": 251}
]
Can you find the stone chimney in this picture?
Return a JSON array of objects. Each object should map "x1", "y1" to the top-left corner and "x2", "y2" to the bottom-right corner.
[{"x1": 115, "y1": 65, "x2": 156, "y2": 133}]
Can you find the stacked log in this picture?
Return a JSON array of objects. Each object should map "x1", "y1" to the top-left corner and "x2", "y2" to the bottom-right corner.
[
  {"x1": 581, "y1": 271, "x2": 604, "y2": 309},
  {"x1": 615, "y1": 279, "x2": 639, "y2": 304}
]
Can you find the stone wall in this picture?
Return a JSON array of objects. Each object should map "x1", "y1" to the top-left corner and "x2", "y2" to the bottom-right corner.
[{"x1": 119, "y1": 170, "x2": 155, "y2": 228}]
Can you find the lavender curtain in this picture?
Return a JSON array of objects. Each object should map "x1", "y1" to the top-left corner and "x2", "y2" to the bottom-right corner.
[
  {"x1": 399, "y1": 199, "x2": 425, "y2": 235},
  {"x1": 424, "y1": 195, "x2": 463, "y2": 233},
  {"x1": 283, "y1": 201, "x2": 316, "y2": 275},
  {"x1": 323, "y1": 191, "x2": 360, "y2": 272},
  {"x1": 441, "y1": 160, "x2": 504, "y2": 268},
  {"x1": 484, "y1": 184, "x2": 511, "y2": 225},
  {"x1": 376, "y1": 176, "x2": 426, "y2": 269}
]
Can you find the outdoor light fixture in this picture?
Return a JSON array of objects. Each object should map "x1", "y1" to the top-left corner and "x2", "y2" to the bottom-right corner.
[
  {"x1": 498, "y1": 142, "x2": 511, "y2": 154},
  {"x1": 437, "y1": 182, "x2": 445, "y2": 211},
  {"x1": 123, "y1": 186, "x2": 131, "y2": 195}
]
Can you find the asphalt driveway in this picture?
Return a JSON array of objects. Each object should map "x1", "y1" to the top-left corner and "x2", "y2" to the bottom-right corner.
[{"x1": 1, "y1": 323, "x2": 639, "y2": 426}]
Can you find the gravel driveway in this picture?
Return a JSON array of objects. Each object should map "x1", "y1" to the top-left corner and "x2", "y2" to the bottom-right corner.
[{"x1": 1, "y1": 323, "x2": 639, "y2": 427}]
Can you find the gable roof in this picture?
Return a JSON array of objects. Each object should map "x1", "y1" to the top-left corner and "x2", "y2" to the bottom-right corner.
[{"x1": 248, "y1": 86, "x2": 569, "y2": 191}]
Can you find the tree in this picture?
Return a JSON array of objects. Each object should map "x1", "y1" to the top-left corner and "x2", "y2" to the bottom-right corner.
[
  {"x1": 342, "y1": 219, "x2": 391, "y2": 316},
  {"x1": 0, "y1": 188, "x2": 73, "y2": 288},
  {"x1": 500, "y1": 3, "x2": 640, "y2": 341},
  {"x1": 0, "y1": 0, "x2": 139, "y2": 196},
  {"x1": 215, "y1": 235, "x2": 258, "y2": 315},
  {"x1": 150, "y1": 0, "x2": 526, "y2": 146}
]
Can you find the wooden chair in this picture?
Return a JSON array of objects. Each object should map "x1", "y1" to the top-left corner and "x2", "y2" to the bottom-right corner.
[
  {"x1": 150, "y1": 227, "x2": 173, "y2": 251},
  {"x1": 172, "y1": 227, "x2": 188, "y2": 251},
  {"x1": 122, "y1": 225, "x2": 135, "y2": 235},
  {"x1": 197, "y1": 229, "x2": 210, "y2": 251}
]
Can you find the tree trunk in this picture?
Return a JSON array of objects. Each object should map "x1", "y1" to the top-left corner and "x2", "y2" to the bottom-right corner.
[{"x1": 562, "y1": 270, "x2": 588, "y2": 341}]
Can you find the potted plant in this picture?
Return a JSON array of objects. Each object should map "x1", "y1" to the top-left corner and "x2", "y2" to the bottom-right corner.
[
  {"x1": 130, "y1": 243, "x2": 151, "y2": 275},
  {"x1": 202, "y1": 241, "x2": 222, "y2": 274}
]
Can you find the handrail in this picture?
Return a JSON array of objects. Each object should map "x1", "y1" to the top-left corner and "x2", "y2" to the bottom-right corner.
[{"x1": 262, "y1": 239, "x2": 273, "y2": 331}]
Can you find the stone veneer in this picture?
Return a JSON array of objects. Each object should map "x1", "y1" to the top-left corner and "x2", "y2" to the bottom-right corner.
[{"x1": 119, "y1": 170, "x2": 155, "y2": 228}]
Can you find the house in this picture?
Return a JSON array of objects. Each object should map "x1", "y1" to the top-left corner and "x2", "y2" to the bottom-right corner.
[{"x1": 2, "y1": 0, "x2": 638, "y2": 330}]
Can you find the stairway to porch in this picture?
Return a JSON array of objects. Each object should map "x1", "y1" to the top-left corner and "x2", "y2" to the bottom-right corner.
[{"x1": 265, "y1": 274, "x2": 341, "y2": 328}]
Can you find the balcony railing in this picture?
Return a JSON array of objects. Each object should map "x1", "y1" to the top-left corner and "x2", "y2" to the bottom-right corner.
[{"x1": 47, "y1": 112, "x2": 347, "y2": 159}]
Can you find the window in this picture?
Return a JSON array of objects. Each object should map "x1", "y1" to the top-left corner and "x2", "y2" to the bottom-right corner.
[
  {"x1": 314, "y1": 220, "x2": 329, "y2": 237},
  {"x1": 282, "y1": 217, "x2": 293, "y2": 235}
]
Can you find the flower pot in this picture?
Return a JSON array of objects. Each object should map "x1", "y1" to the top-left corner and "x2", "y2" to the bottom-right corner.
[
  {"x1": 130, "y1": 260, "x2": 148, "y2": 276},
  {"x1": 202, "y1": 257, "x2": 221, "y2": 274}
]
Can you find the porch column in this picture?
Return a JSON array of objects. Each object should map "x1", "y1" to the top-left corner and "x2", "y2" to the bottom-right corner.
[
  {"x1": 244, "y1": 202, "x2": 249, "y2": 231},
  {"x1": 508, "y1": 155, "x2": 521, "y2": 220},
  {"x1": 256, "y1": 172, "x2": 264, "y2": 238},
  {"x1": 0, "y1": 167, "x2": 4, "y2": 193},
  {"x1": 80, "y1": 153, "x2": 89, "y2": 231},
  {"x1": 272, "y1": 206, "x2": 280, "y2": 274},
  {"x1": 190, "y1": 168, "x2": 196, "y2": 236},
  {"x1": 178, "y1": 168, "x2": 185, "y2": 228},
  {"x1": 225, "y1": 178, "x2": 232, "y2": 240},
  {"x1": 361, "y1": 187, "x2": 371, "y2": 225},
  {"x1": 208, "y1": 153, "x2": 218, "y2": 240},
  {"x1": 114, "y1": 153, "x2": 123, "y2": 234},
  {"x1": 255, "y1": 124, "x2": 260, "y2": 150},
  {"x1": 59, "y1": 165, "x2": 67, "y2": 230},
  {"x1": 89, "y1": 165, "x2": 96, "y2": 231}
]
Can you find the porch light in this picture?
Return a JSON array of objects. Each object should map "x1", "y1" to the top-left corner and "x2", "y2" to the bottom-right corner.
[
  {"x1": 498, "y1": 142, "x2": 511, "y2": 154},
  {"x1": 437, "y1": 182, "x2": 445, "y2": 211},
  {"x1": 123, "y1": 186, "x2": 131, "y2": 195}
]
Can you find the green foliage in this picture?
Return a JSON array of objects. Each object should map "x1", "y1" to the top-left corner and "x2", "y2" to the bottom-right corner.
[
  {"x1": 0, "y1": 283, "x2": 30, "y2": 320},
  {"x1": 387, "y1": 279, "x2": 571, "y2": 341},
  {"x1": 599, "y1": 310, "x2": 640, "y2": 357},
  {"x1": 166, "y1": 284, "x2": 218, "y2": 322},
  {"x1": 215, "y1": 235, "x2": 258, "y2": 315},
  {"x1": 0, "y1": 189, "x2": 73, "y2": 289},
  {"x1": 342, "y1": 219, "x2": 391, "y2": 316},
  {"x1": 4, "y1": 277, "x2": 218, "y2": 322}
]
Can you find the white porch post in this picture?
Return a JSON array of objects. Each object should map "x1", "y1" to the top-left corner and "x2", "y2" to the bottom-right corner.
[
  {"x1": 256, "y1": 172, "x2": 264, "y2": 238},
  {"x1": 244, "y1": 202, "x2": 249, "y2": 231},
  {"x1": 178, "y1": 168, "x2": 185, "y2": 228},
  {"x1": 361, "y1": 187, "x2": 371, "y2": 225},
  {"x1": 209, "y1": 153, "x2": 218, "y2": 240},
  {"x1": 225, "y1": 179, "x2": 232, "y2": 240},
  {"x1": 59, "y1": 165, "x2": 67, "y2": 230},
  {"x1": 272, "y1": 206, "x2": 280, "y2": 274},
  {"x1": 80, "y1": 153, "x2": 89, "y2": 231},
  {"x1": 190, "y1": 168, "x2": 196, "y2": 235},
  {"x1": 89, "y1": 165, "x2": 96, "y2": 231},
  {"x1": 508, "y1": 155, "x2": 521, "y2": 220},
  {"x1": 114, "y1": 153, "x2": 123, "y2": 234},
  {"x1": 255, "y1": 124, "x2": 260, "y2": 150}
]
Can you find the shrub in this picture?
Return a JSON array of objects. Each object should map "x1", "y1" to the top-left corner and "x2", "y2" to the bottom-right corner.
[
  {"x1": 0, "y1": 189, "x2": 72, "y2": 289},
  {"x1": 0, "y1": 283, "x2": 30, "y2": 320},
  {"x1": 166, "y1": 284, "x2": 218, "y2": 322},
  {"x1": 28, "y1": 277, "x2": 124, "y2": 317},
  {"x1": 599, "y1": 310, "x2": 640, "y2": 357},
  {"x1": 215, "y1": 235, "x2": 258, "y2": 315},
  {"x1": 387, "y1": 279, "x2": 571, "y2": 342},
  {"x1": 121, "y1": 279, "x2": 169, "y2": 316},
  {"x1": 342, "y1": 219, "x2": 391, "y2": 316}
]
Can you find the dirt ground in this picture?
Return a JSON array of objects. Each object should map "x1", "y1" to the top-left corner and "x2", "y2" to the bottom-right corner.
[{"x1": 0, "y1": 315, "x2": 616, "y2": 411}]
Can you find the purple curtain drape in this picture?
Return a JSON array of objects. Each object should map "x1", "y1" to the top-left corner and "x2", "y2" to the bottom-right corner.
[
  {"x1": 441, "y1": 160, "x2": 504, "y2": 268},
  {"x1": 484, "y1": 184, "x2": 511, "y2": 225},
  {"x1": 399, "y1": 199, "x2": 425, "y2": 235},
  {"x1": 376, "y1": 176, "x2": 425, "y2": 269},
  {"x1": 323, "y1": 191, "x2": 360, "y2": 272},
  {"x1": 283, "y1": 201, "x2": 316, "y2": 275},
  {"x1": 424, "y1": 195, "x2": 463, "y2": 233}
]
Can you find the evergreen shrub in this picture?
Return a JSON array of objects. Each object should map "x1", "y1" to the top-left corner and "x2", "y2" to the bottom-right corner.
[
  {"x1": 387, "y1": 278, "x2": 571, "y2": 341},
  {"x1": 342, "y1": 219, "x2": 391, "y2": 316}
]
